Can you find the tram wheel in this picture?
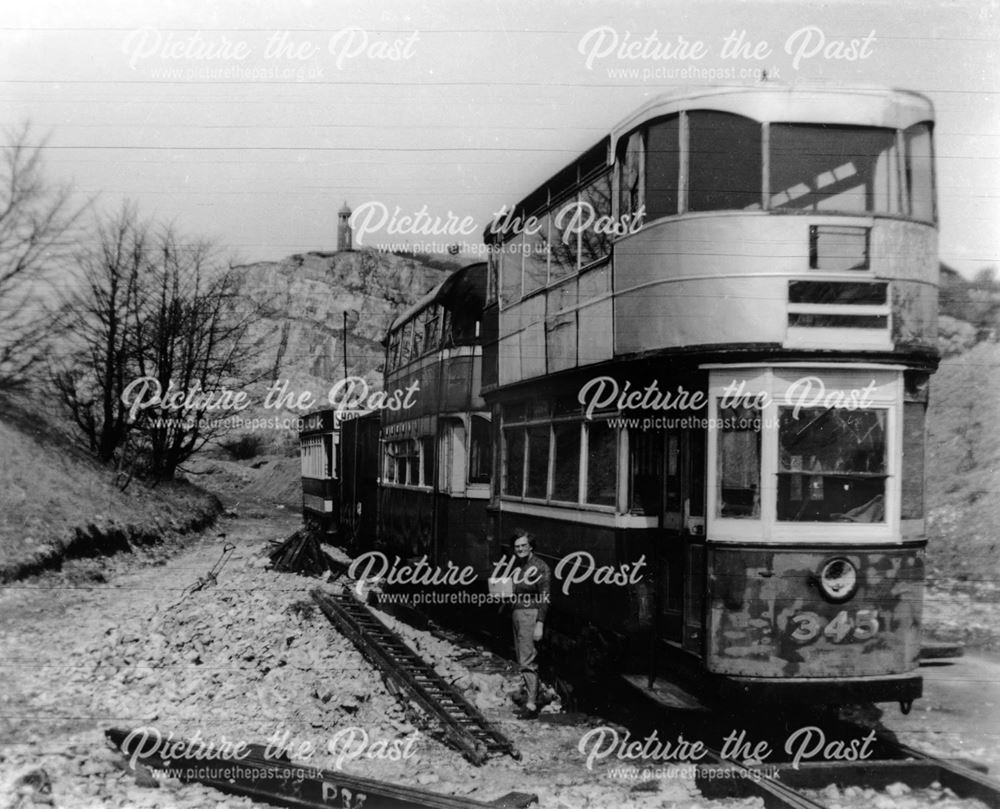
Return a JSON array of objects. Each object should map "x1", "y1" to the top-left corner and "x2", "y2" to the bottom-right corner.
[{"x1": 899, "y1": 700, "x2": 913, "y2": 715}]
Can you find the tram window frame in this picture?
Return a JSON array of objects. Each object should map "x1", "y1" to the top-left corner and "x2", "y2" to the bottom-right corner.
[
  {"x1": 522, "y1": 211, "x2": 550, "y2": 297},
  {"x1": 619, "y1": 129, "x2": 644, "y2": 222},
  {"x1": 420, "y1": 435, "x2": 435, "y2": 489},
  {"x1": 500, "y1": 403, "x2": 618, "y2": 510},
  {"x1": 775, "y1": 406, "x2": 888, "y2": 523},
  {"x1": 412, "y1": 311, "x2": 426, "y2": 359},
  {"x1": 579, "y1": 169, "x2": 614, "y2": 269},
  {"x1": 468, "y1": 415, "x2": 492, "y2": 485},
  {"x1": 525, "y1": 424, "x2": 551, "y2": 499},
  {"x1": 502, "y1": 425, "x2": 526, "y2": 497},
  {"x1": 687, "y1": 111, "x2": 763, "y2": 213},
  {"x1": 904, "y1": 122, "x2": 935, "y2": 223},
  {"x1": 550, "y1": 189, "x2": 581, "y2": 284},
  {"x1": 424, "y1": 307, "x2": 440, "y2": 354},
  {"x1": 585, "y1": 419, "x2": 618, "y2": 507},
  {"x1": 628, "y1": 428, "x2": 663, "y2": 515},
  {"x1": 500, "y1": 238, "x2": 523, "y2": 308},
  {"x1": 769, "y1": 123, "x2": 901, "y2": 216},
  {"x1": 552, "y1": 421, "x2": 582, "y2": 503},
  {"x1": 716, "y1": 404, "x2": 762, "y2": 520},
  {"x1": 644, "y1": 115, "x2": 680, "y2": 219},
  {"x1": 383, "y1": 438, "x2": 430, "y2": 489}
]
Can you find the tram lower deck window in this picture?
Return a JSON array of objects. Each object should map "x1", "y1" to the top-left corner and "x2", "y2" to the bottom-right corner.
[{"x1": 776, "y1": 407, "x2": 887, "y2": 522}]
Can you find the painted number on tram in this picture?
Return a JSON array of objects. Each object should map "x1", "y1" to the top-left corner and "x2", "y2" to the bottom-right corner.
[{"x1": 789, "y1": 609, "x2": 879, "y2": 644}]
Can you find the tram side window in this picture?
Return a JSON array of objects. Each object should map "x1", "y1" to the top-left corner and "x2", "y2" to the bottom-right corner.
[
  {"x1": 398, "y1": 322, "x2": 413, "y2": 367},
  {"x1": 586, "y1": 420, "x2": 617, "y2": 506},
  {"x1": 451, "y1": 305, "x2": 479, "y2": 345},
  {"x1": 776, "y1": 408, "x2": 886, "y2": 522},
  {"x1": 525, "y1": 425, "x2": 550, "y2": 499},
  {"x1": 412, "y1": 311, "x2": 426, "y2": 358},
  {"x1": 688, "y1": 111, "x2": 762, "y2": 212},
  {"x1": 905, "y1": 123, "x2": 934, "y2": 222},
  {"x1": 770, "y1": 125, "x2": 900, "y2": 215},
  {"x1": 323, "y1": 434, "x2": 334, "y2": 479},
  {"x1": 645, "y1": 116, "x2": 679, "y2": 219},
  {"x1": 420, "y1": 436, "x2": 435, "y2": 488},
  {"x1": 619, "y1": 129, "x2": 644, "y2": 220},
  {"x1": 523, "y1": 214, "x2": 549, "y2": 296},
  {"x1": 469, "y1": 416, "x2": 492, "y2": 485},
  {"x1": 386, "y1": 333, "x2": 395, "y2": 373},
  {"x1": 553, "y1": 422, "x2": 582, "y2": 502},
  {"x1": 424, "y1": 307, "x2": 440, "y2": 353},
  {"x1": 629, "y1": 429, "x2": 663, "y2": 515},
  {"x1": 503, "y1": 427, "x2": 526, "y2": 497},
  {"x1": 580, "y1": 172, "x2": 613, "y2": 266},
  {"x1": 384, "y1": 439, "x2": 423, "y2": 486},
  {"x1": 717, "y1": 405, "x2": 761, "y2": 518},
  {"x1": 550, "y1": 196, "x2": 579, "y2": 282},
  {"x1": 901, "y1": 401, "x2": 926, "y2": 519},
  {"x1": 500, "y1": 240, "x2": 522, "y2": 308}
]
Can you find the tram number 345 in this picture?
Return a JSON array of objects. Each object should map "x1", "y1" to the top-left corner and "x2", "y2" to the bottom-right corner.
[{"x1": 789, "y1": 609, "x2": 879, "y2": 644}]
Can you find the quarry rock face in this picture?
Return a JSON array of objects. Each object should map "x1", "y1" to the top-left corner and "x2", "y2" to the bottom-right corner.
[{"x1": 235, "y1": 249, "x2": 455, "y2": 413}]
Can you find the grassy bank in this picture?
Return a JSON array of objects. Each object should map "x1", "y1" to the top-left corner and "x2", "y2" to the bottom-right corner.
[{"x1": 0, "y1": 393, "x2": 221, "y2": 581}]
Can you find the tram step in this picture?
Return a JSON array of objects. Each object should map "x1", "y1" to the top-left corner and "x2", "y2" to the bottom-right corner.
[{"x1": 620, "y1": 673, "x2": 709, "y2": 712}]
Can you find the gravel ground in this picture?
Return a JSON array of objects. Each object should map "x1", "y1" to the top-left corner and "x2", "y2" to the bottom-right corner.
[
  {"x1": 0, "y1": 513, "x2": 712, "y2": 809},
  {"x1": 2, "y1": 510, "x2": 997, "y2": 809}
]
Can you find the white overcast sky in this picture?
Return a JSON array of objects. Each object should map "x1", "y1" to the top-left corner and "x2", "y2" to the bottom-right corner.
[{"x1": 3, "y1": 0, "x2": 998, "y2": 275}]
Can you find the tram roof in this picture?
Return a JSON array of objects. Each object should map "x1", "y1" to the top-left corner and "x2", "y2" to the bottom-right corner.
[
  {"x1": 483, "y1": 84, "x2": 934, "y2": 243},
  {"x1": 609, "y1": 85, "x2": 934, "y2": 150},
  {"x1": 388, "y1": 262, "x2": 487, "y2": 333}
]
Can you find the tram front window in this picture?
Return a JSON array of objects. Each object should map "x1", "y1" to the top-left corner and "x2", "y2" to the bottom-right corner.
[
  {"x1": 770, "y1": 125, "x2": 900, "y2": 215},
  {"x1": 777, "y1": 407, "x2": 887, "y2": 522}
]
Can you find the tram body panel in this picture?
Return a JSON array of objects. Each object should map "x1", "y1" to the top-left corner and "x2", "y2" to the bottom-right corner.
[{"x1": 706, "y1": 545, "x2": 923, "y2": 678}]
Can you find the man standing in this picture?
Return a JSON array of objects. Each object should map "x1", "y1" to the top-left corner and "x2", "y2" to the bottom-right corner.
[{"x1": 510, "y1": 529, "x2": 551, "y2": 718}]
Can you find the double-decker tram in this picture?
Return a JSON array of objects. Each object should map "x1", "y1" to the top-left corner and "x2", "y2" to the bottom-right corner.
[
  {"x1": 481, "y1": 85, "x2": 937, "y2": 708},
  {"x1": 300, "y1": 409, "x2": 339, "y2": 536},
  {"x1": 371, "y1": 262, "x2": 493, "y2": 572}
]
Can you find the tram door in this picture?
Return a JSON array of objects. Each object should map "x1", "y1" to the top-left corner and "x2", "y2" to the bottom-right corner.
[{"x1": 654, "y1": 427, "x2": 706, "y2": 656}]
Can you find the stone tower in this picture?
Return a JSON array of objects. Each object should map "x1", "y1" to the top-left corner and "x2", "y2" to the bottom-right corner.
[{"x1": 337, "y1": 202, "x2": 352, "y2": 251}]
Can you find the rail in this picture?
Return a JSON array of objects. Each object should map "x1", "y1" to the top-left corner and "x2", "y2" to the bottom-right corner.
[{"x1": 310, "y1": 588, "x2": 519, "y2": 765}]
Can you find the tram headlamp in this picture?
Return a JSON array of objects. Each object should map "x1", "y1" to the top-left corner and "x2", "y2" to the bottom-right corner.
[{"x1": 818, "y1": 557, "x2": 858, "y2": 602}]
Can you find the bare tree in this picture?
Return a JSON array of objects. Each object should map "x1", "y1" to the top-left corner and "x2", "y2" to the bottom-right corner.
[
  {"x1": 53, "y1": 203, "x2": 149, "y2": 462},
  {"x1": 129, "y1": 228, "x2": 264, "y2": 479},
  {"x1": 0, "y1": 123, "x2": 85, "y2": 388},
  {"x1": 54, "y1": 205, "x2": 266, "y2": 479}
]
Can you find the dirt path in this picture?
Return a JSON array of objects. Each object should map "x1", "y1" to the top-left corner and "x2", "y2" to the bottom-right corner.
[{"x1": 0, "y1": 510, "x2": 300, "y2": 808}]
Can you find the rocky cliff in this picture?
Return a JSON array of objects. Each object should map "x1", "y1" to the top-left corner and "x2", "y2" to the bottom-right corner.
[{"x1": 235, "y1": 249, "x2": 457, "y2": 416}]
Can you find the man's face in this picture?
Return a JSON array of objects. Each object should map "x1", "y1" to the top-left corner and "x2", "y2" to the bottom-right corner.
[{"x1": 513, "y1": 536, "x2": 531, "y2": 559}]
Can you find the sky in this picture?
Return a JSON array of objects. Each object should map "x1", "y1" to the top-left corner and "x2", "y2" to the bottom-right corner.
[{"x1": 2, "y1": 0, "x2": 998, "y2": 276}]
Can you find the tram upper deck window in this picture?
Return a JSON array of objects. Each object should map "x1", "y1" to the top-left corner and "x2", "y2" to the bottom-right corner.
[
  {"x1": 579, "y1": 172, "x2": 613, "y2": 265},
  {"x1": 619, "y1": 129, "x2": 643, "y2": 221},
  {"x1": 717, "y1": 405, "x2": 761, "y2": 518},
  {"x1": 645, "y1": 116, "x2": 679, "y2": 219},
  {"x1": 469, "y1": 415, "x2": 492, "y2": 485},
  {"x1": 500, "y1": 241, "x2": 522, "y2": 307},
  {"x1": 905, "y1": 123, "x2": 934, "y2": 222},
  {"x1": 688, "y1": 111, "x2": 762, "y2": 212},
  {"x1": 776, "y1": 408, "x2": 886, "y2": 522},
  {"x1": 770, "y1": 125, "x2": 900, "y2": 215}
]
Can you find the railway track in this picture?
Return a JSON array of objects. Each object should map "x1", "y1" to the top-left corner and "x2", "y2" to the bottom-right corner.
[
  {"x1": 696, "y1": 746, "x2": 1000, "y2": 809},
  {"x1": 106, "y1": 727, "x2": 535, "y2": 809},
  {"x1": 310, "y1": 587, "x2": 519, "y2": 766}
]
